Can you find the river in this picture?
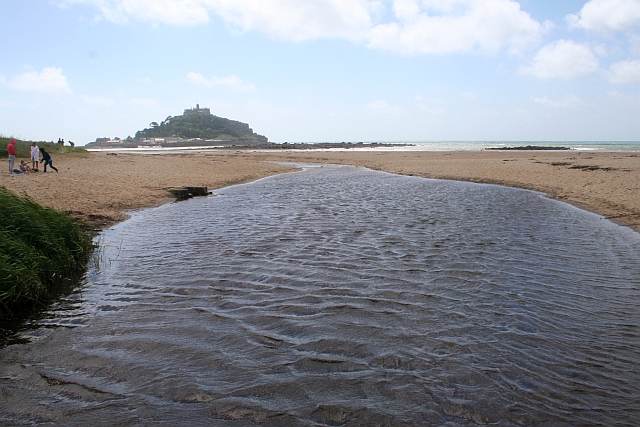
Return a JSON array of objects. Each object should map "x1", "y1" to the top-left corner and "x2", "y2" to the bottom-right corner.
[{"x1": 1, "y1": 164, "x2": 639, "y2": 426}]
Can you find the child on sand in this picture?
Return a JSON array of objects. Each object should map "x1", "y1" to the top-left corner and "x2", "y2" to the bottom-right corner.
[
  {"x1": 30, "y1": 142, "x2": 39, "y2": 171},
  {"x1": 19, "y1": 160, "x2": 32, "y2": 173},
  {"x1": 39, "y1": 148, "x2": 58, "y2": 173}
]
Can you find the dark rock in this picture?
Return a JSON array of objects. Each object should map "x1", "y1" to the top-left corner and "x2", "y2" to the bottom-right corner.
[
  {"x1": 169, "y1": 187, "x2": 191, "y2": 200},
  {"x1": 184, "y1": 186, "x2": 208, "y2": 196},
  {"x1": 487, "y1": 145, "x2": 571, "y2": 151},
  {"x1": 169, "y1": 186, "x2": 209, "y2": 200}
]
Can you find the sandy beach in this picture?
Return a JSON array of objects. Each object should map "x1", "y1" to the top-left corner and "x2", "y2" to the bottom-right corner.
[{"x1": 1, "y1": 149, "x2": 639, "y2": 233}]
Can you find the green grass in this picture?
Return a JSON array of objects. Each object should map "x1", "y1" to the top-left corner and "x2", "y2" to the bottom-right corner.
[
  {"x1": 0, "y1": 186, "x2": 93, "y2": 321},
  {"x1": 1, "y1": 136, "x2": 86, "y2": 158}
]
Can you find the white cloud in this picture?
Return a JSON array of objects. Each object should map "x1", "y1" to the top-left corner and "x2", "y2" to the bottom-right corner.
[
  {"x1": 608, "y1": 59, "x2": 640, "y2": 83},
  {"x1": 6, "y1": 67, "x2": 72, "y2": 94},
  {"x1": 367, "y1": 99, "x2": 390, "y2": 109},
  {"x1": 208, "y1": 0, "x2": 373, "y2": 42},
  {"x1": 60, "y1": 0, "x2": 546, "y2": 54},
  {"x1": 567, "y1": 0, "x2": 640, "y2": 32},
  {"x1": 81, "y1": 94, "x2": 116, "y2": 106},
  {"x1": 368, "y1": 0, "x2": 546, "y2": 54},
  {"x1": 59, "y1": 0, "x2": 210, "y2": 25},
  {"x1": 187, "y1": 72, "x2": 257, "y2": 91},
  {"x1": 520, "y1": 40, "x2": 600, "y2": 80},
  {"x1": 532, "y1": 94, "x2": 584, "y2": 109},
  {"x1": 366, "y1": 99, "x2": 403, "y2": 114},
  {"x1": 61, "y1": 0, "x2": 373, "y2": 38}
]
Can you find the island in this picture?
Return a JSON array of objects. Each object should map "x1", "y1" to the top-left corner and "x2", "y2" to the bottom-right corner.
[
  {"x1": 85, "y1": 104, "x2": 269, "y2": 149},
  {"x1": 84, "y1": 105, "x2": 412, "y2": 150}
]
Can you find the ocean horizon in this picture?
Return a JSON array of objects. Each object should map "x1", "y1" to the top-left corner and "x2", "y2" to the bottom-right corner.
[
  {"x1": 85, "y1": 140, "x2": 640, "y2": 153},
  {"x1": 385, "y1": 140, "x2": 640, "y2": 152}
]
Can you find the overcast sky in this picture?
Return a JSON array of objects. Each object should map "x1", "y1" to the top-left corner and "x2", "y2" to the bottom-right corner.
[{"x1": 1, "y1": 0, "x2": 640, "y2": 144}]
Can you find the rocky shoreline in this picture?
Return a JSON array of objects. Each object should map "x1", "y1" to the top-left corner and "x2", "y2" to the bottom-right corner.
[
  {"x1": 86, "y1": 141, "x2": 413, "y2": 150},
  {"x1": 236, "y1": 142, "x2": 413, "y2": 150},
  {"x1": 486, "y1": 145, "x2": 571, "y2": 151}
]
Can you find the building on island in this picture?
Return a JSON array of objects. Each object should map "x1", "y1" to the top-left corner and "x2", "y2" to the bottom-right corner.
[
  {"x1": 184, "y1": 104, "x2": 211, "y2": 116},
  {"x1": 94, "y1": 137, "x2": 122, "y2": 144}
]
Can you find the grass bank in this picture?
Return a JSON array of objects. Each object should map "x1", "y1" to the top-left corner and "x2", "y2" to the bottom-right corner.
[
  {"x1": 1, "y1": 136, "x2": 86, "y2": 158},
  {"x1": 0, "y1": 186, "x2": 93, "y2": 322}
]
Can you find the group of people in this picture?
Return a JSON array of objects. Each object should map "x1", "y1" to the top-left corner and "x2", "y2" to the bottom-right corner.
[
  {"x1": 6, "y1": 138, "x2": 58, "y2": 174},
  {"x1": 57, "y1": 138, "x2": 75, "y2": 147}
]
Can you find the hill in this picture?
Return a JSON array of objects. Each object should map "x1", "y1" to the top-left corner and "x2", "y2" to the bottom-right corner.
[{"x1": 86, "y1": 105, "x2": 269, "y2": 148}]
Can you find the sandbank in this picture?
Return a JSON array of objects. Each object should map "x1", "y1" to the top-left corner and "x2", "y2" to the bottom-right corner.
[
  {"x1": 0, "y1": 152, "x2": 296, "y2": 231},
  {"x1": 1, "y1": 150, "x2": 638, "y2": 233}
]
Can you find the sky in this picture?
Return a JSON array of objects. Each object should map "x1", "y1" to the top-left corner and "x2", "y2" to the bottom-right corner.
[{"x1": 1, "y1": 0, "x2": 640, "y2": 145}]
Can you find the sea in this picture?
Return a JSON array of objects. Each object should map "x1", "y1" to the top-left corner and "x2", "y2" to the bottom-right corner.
[
  {"x1": 394, "y1": 141, "x2": 640, "y2": 152},
  {"x1": 85, "y1": 140, "x2": 640, "y2": 153},
  {"x1": 1, "y1": 164, "x2": 638, "y2": 426}
]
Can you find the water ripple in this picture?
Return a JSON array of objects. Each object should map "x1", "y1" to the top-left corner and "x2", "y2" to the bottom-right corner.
[{"x1": 2, "y1": 164, "x2": 639, "y2": 426}]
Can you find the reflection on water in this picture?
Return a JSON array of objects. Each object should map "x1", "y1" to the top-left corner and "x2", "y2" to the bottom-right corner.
[{"x1": 1, "y1": 165, "x2": 639, "y2": 426}]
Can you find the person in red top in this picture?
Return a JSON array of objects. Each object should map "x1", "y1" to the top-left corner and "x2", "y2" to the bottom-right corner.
[{"x1": 7, "y1": 138, "x2": 17, "y2": 174}]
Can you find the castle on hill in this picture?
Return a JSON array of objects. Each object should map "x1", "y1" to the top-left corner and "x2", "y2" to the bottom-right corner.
[{"x1": 184, "y1": 104, "x2": 210, "y2": 116}]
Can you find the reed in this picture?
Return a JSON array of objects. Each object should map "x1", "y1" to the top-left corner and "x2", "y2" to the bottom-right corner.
[{"x1": 0, "y1": 186, "x2": 93, "y2": 320}]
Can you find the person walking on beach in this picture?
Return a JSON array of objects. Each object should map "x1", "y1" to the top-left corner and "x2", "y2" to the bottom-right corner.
[
  {"x1": 7, "y1": 138, "x2": 16, "y2": 173},
  {"x1": 30, "y1": 142, "x2": 39, "y2": 171},
  {"x1": 39, "y1": 147, "x2": 58, "y2": 172}
]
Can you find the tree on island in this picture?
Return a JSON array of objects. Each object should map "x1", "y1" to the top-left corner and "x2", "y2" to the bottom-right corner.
[{"x1": 134, "y1": 107, "x2": 267, "y2": 142}]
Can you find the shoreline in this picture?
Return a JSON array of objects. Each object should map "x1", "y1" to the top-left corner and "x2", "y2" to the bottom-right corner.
[{"x1": 1, "y1": 150, "x2": 638, "y2": 234}]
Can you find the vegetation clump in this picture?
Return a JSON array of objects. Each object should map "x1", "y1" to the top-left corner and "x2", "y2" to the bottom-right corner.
[
  {"x1": 0, "y1": 187, "x2": 93, "y2": 321},
  {"x1": 0, "y1": 136, "x2": 86, "y2": 158}
]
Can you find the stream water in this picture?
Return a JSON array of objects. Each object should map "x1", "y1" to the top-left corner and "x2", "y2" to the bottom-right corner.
[{"x1": 1, "y1": 165, "x2": 639, "y2": 426}]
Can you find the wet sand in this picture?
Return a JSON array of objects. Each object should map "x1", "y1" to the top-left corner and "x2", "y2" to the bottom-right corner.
[{"x1": 1, "y1": 149, "x2": 639, "y2": 233}]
